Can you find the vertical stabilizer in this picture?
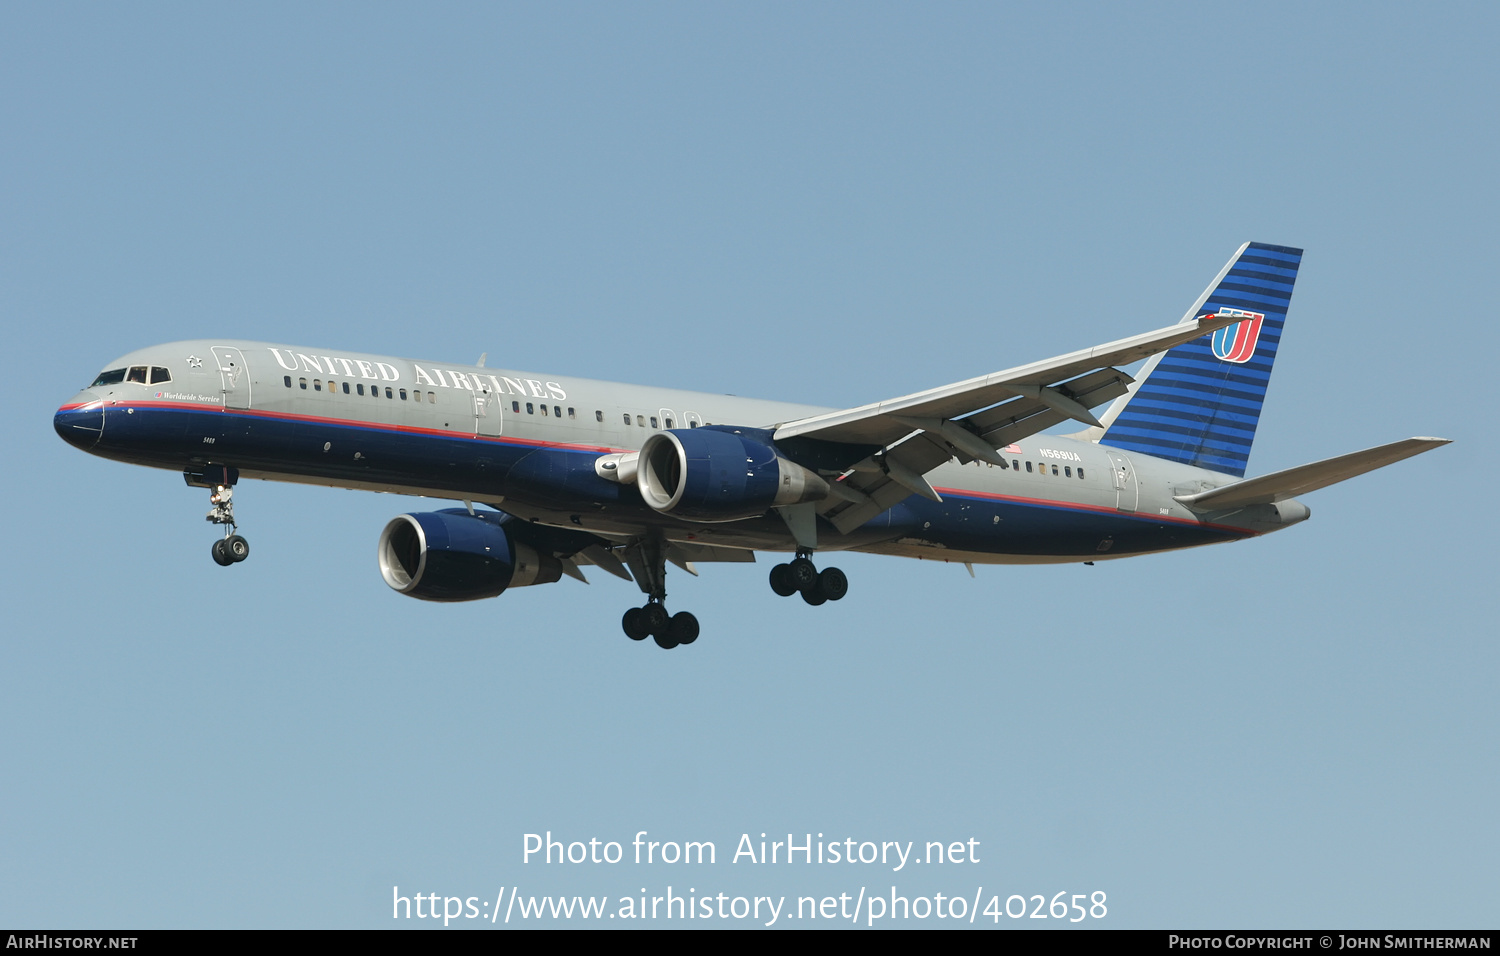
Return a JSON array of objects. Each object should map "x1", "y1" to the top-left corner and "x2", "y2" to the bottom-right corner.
[{"x1": 1098, "y1": 242, "x2": 1303, "y2": 477}]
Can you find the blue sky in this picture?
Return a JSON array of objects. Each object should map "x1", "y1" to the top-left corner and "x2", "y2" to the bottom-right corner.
[{"x1": 2, "y1": 2, "x2": 1495, "y2": 928}]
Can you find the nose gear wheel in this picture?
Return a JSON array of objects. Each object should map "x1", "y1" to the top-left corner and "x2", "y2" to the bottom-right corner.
[{"x1": 204, "y1": 482, "x2": 250, "y2": 566}]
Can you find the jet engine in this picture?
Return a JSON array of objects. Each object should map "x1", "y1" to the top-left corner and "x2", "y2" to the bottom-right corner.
[
  {"x1": 378, "y1": 508, "x2": 563, "y2": 602},
  {"x1": 635, "y1": 428, "x2": 828, "y2": 522}
]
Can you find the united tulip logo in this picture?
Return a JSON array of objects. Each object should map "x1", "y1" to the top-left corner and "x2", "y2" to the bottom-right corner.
[{"x1": 1207, "y1": 308, "x2": 1265, "y2": 364}]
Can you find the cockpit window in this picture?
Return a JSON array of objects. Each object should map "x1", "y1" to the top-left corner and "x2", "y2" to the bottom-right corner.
[
  {"x1": 149, "y1": 366, "x2": 172, "y2": 385},
  {"x1": 126, "y1": 366, "x2": 148, "y2": 383},
  {"x1": 91, "y1": 369, "x2": 126, "y2": 386}
]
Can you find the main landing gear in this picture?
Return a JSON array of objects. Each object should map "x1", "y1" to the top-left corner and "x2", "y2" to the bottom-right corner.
[
  {"x1": 622, "y1": 602, "x2": 699, "y2": 650},
  {"x1": 619, "y1": 535, "x2": 699, "y2": 650},
  {"x1": 769, "y1": 553, "x2": 848, "y2": 606},
  {"x1": 206, "y1": 483, "x2": 250, "y2": 567}
]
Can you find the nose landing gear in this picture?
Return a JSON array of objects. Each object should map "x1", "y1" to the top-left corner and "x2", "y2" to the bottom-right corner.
[
  {"x1": 205, "y1": 483, "x2": 249, "y2": 566},
  {"x1": 770, "y1": 553, "x2": 847, "y2": 605}
]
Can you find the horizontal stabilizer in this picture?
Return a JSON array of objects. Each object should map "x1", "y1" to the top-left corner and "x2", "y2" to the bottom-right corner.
[{"x1": 1174, "y1": 437, "x2": 1451, "y2": 511}]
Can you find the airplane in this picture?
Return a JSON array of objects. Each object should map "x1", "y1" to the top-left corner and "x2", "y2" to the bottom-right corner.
[{"x1": 54, "y1": 242, "x2": 1448, "y2": 649}]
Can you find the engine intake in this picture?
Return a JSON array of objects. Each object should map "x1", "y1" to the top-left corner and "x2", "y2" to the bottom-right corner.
[
  {"x1": 378, "y1": 509, "x2": 562, "y2": 602},
  {"x1": 636, "y1": 428, "x2": 828, "y2": 522}
]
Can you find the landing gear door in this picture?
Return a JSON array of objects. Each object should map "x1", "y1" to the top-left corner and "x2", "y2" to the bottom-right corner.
[
  {"x1": 1106, "y1": 451, "x2": 1138, "y2": 513},
  {"x1": 211, "y1": 347, "x2": 250, "y2": 409},
  {"x1": 475, "y1": 384, "x2": 503, "y2": 437}
]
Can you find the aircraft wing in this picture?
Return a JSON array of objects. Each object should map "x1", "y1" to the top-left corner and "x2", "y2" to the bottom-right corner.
[
  {"x1": 773, "y1": 313, "x2": 1240, "y2": 534},
  {"x1": 1173, "y1": 437, "x2": 1452, "y2": 511},
  {"x1": 774, "y1": 313, "x2": 1239, "y2": 447}
]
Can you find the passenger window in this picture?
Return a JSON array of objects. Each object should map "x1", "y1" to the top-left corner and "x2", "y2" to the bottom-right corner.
[
  {"x1": 650, "y1": 416, "x2": 658, "y2": 428},
  {"x1": 1065, "y1": 466, "x2": 1072, "y2": 477},
  {"x1": 90, "y1": 369, "x2": 127, "y2": 386},
  {"x1": 526, "y1": 403, "x2": 534, "y2": 414},
  {"x1": 284, "y1": 376, "x2": 292, "y2": 388},
  {"x1": 1025, "y1": 461, "x2": 1032, "y2": 473},
  {"x1": 150, "y1": 367, "x2": 172, "y2": 384},
  {"x1": 342, "y1": 382, "x2": 350, "y2": 394},
  {"x1": 357, "y1": 383, "x2": 365, "y2": 395},
  {"x1": 1078, "y1": 468, "x2": 1085, "y2": 479},
  {"x1": 637, "y1": 415, "x2": 645, "y2": 427},
  {"x1": 385, "y1": 387, "x2": 393, "y2": 399},
  {"x1": 300, "y1": 378, "x2": 308, "y2": 390},
  {"x1": 623, "y1": 413, "x2": 631, "y2": 425},
  {"x1": 554, "y1": 405, "x2": 561, "y2": 418},
  {"x1": 428, "y1": 392, "x2": 435, "y2": 403},
  {"x1": 595, "y1": 410, "x2": 603, "y2": 422},
  {"x1": 1051, "y1": 464, "x2": 1059, "y2": 476},
  {"x1": 399, "y1": 389, "x2": 407, "y2": 400},
  {"x1": 664, "y1": 418, "x2": 674, "y2": 428},
  {"x1": 1012, "y1": 459, "x2": 1019, "y2": 470},
  {"x1": 127, "y1": 366, "x2": 148, "y2": 383},
  {"x1": 569, "y1": 408, "x2": 577, "y2": 419},
  {"x1": 314, "y1": 380, "x2": 322, "y2": 391},
  {"x1": 540, "y1": 404, "x2": 548, "y2": 416},
  {"x1": 513, "y1": 401, "x2": 521, "y2": 413},
  {"x1": 690, "y1": 421, "x2": 699, "y2": 428}
]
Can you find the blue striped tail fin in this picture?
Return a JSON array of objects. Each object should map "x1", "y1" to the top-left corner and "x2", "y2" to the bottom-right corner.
[{"x1": 1098, "y1": 242, "x2": 1303, "y2": 477}]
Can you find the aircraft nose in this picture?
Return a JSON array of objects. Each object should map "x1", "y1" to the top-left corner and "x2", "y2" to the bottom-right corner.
[{"x1": 54, "y1": 396, "x2": 104, "y2": 450}]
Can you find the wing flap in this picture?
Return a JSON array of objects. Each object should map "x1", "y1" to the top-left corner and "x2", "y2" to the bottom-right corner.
[
  {"x1": 665, "y1": 542, "x2": 758, "y2": 564},
  {"x1": 1174, "y1": 438, "x2": 1452, "y2": 511},
  {"x1": 821, "y1": 431, "x2": 955, "y2": 534},
  {"x1": 964, "y1": 367, "x2": 1133, "y2": 449},
  {"x1": 811, "y1": 370, "x2": 1133, "y2": 534},
  {"x1": 574, "y1": 543, "x2": 633, "y2": 581}
]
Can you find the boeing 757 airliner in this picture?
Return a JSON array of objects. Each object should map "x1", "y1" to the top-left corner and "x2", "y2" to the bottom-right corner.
[{"x1": 54, "y1": 243, "x2": 1447, "y2": 648}]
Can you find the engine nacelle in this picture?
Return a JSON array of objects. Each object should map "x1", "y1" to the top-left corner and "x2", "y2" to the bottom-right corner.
[
  {"x1": 636, "y1": 428, "x2": 829, "y2": 522},
  {"x1": 378, "y1": 509, "x2": 562, "y2": 602}
]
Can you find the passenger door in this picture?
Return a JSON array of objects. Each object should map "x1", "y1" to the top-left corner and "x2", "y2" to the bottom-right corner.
[
  {"x1": 211, "y1": 346, "x2": 250, "y2": 409},
  {"x1": 475, "y1": 383, "x2": 503, "y2": 437},
  {"x1": 1106, "y1": 451, "x2": 1138, "y2": 513}
]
